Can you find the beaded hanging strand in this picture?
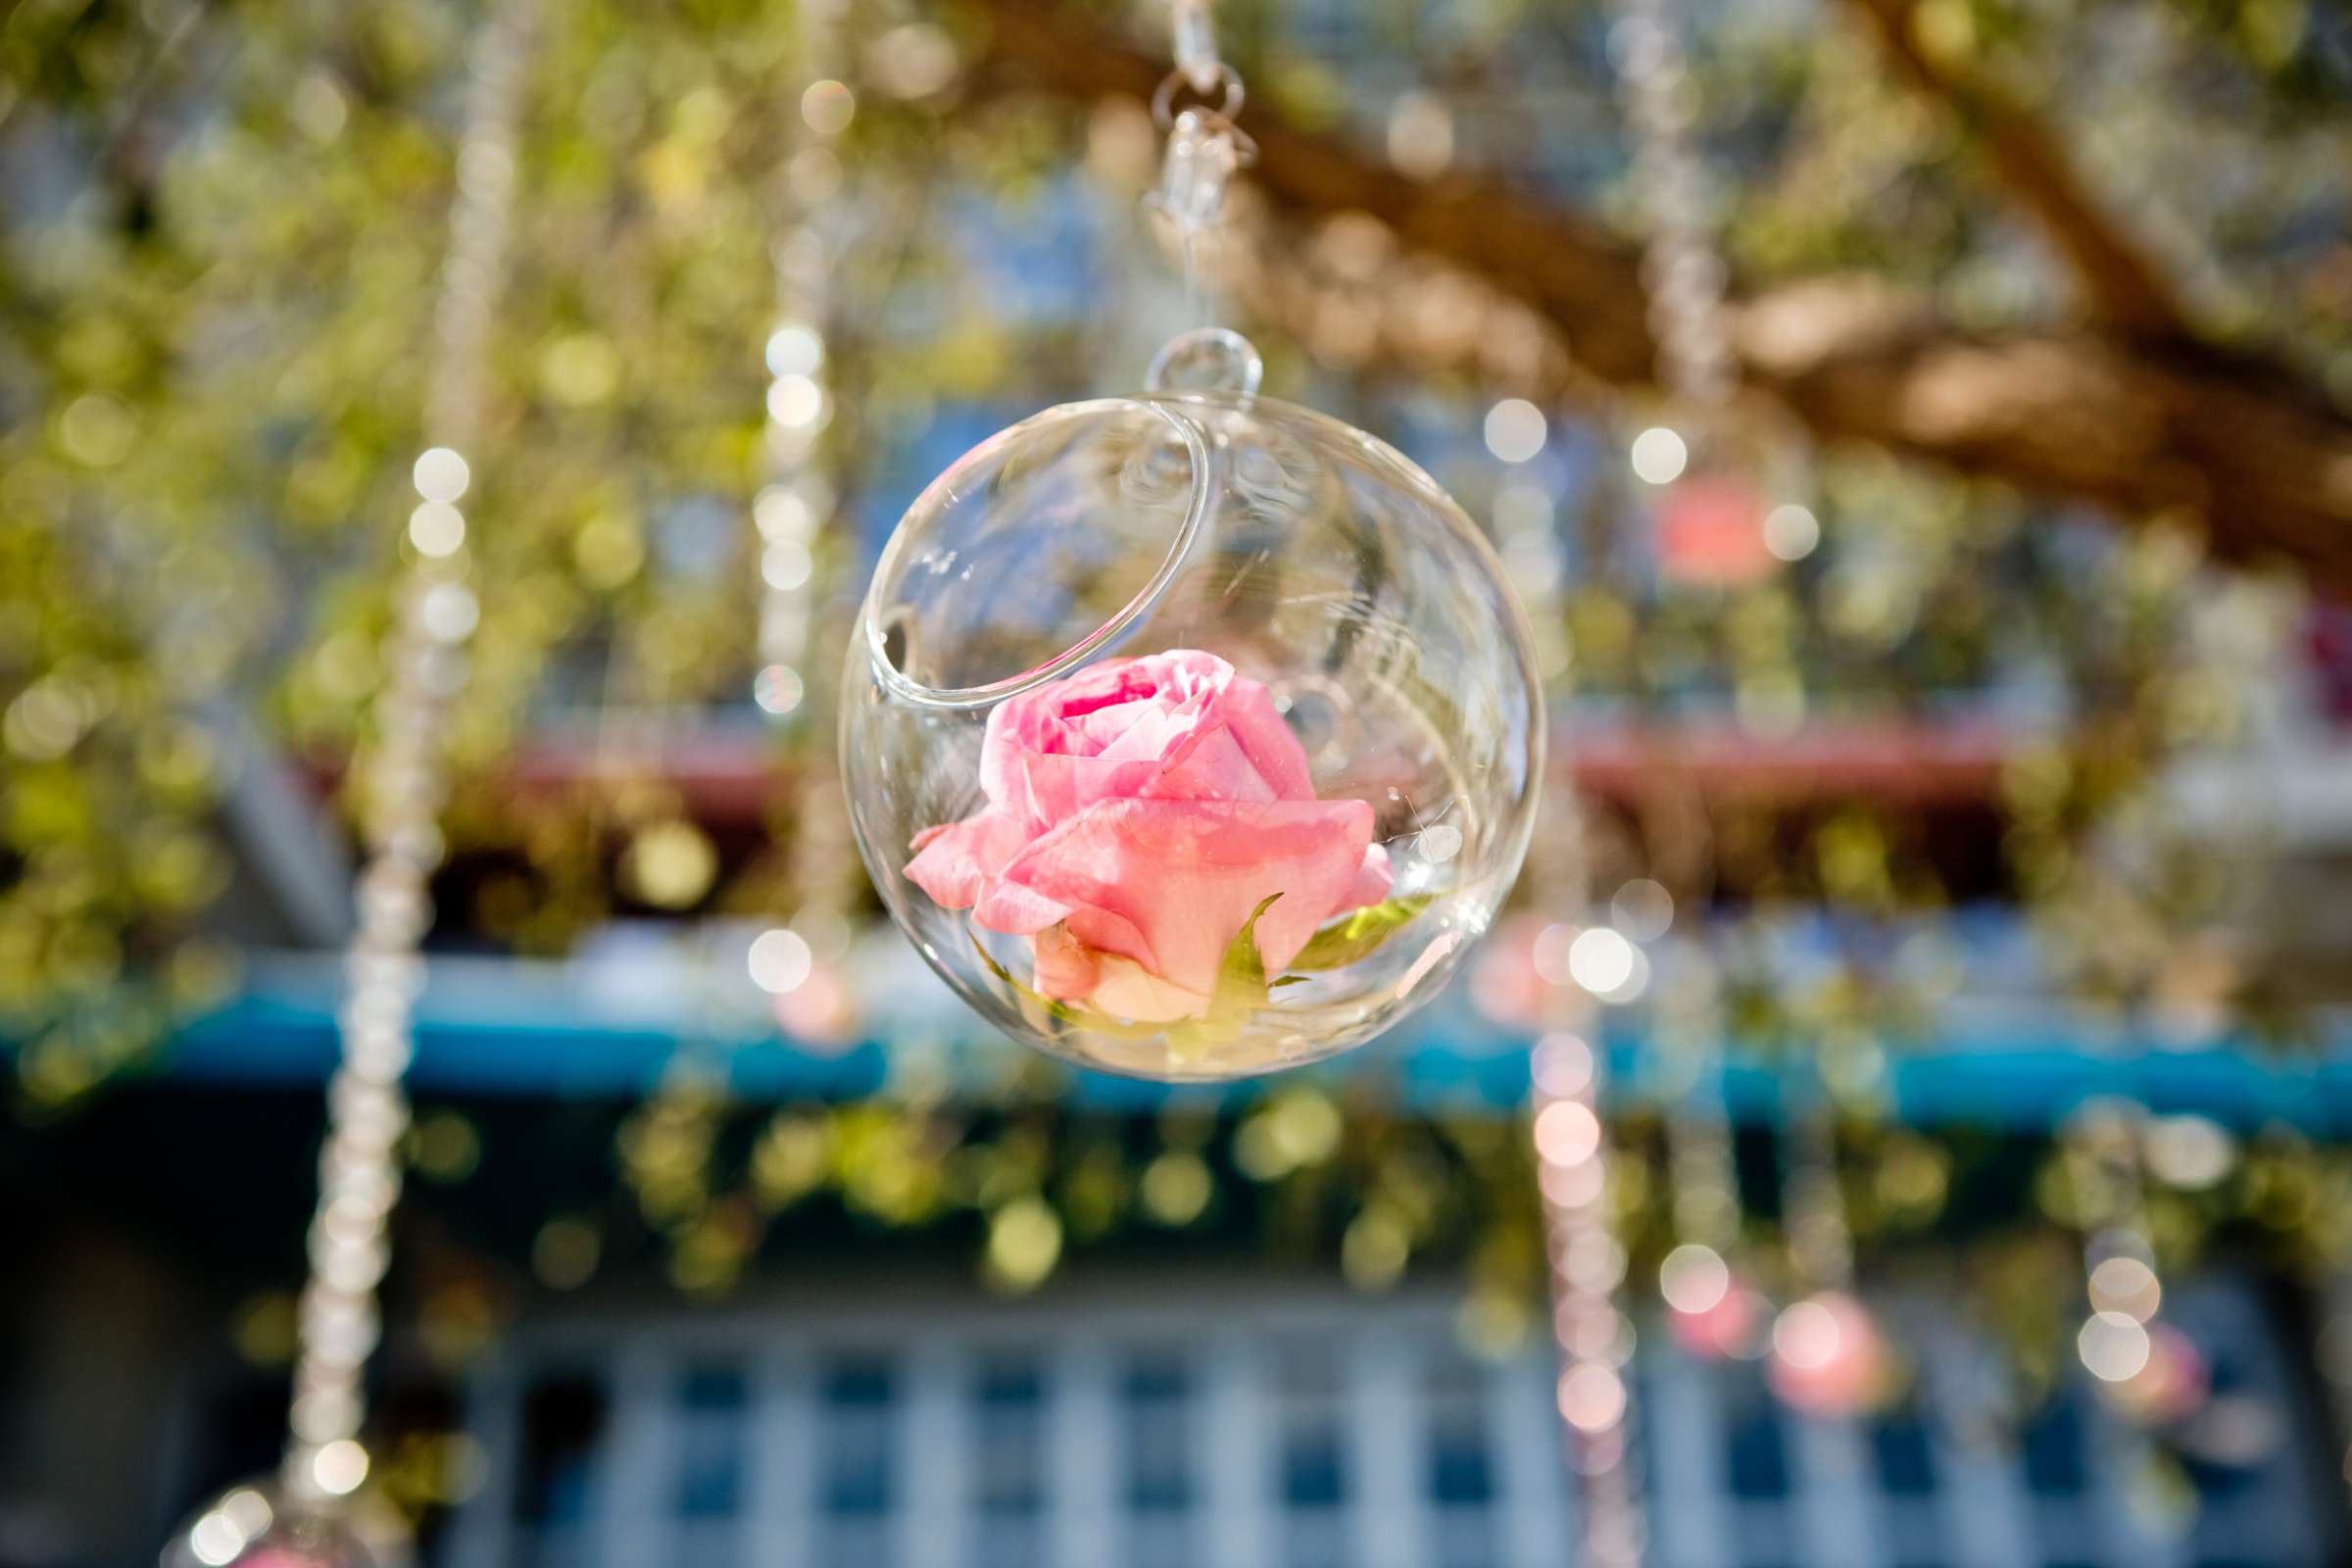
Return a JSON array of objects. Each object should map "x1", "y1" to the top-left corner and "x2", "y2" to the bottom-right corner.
[
  {"x1": 1608, "y1": 0, "x2": 1829, "y2": 580},
  {"x1": 1526, "y1": 773, "x2": 1647, "y2": 1568},
  {"x1": 1761, "y1": 1044, "x2": 1890, "y2": 1419},
  {"x1": 1610, "y1": 0, "x2": 1736, "y2": 416},
  {"x1": 746, "y1": 0, "x2": 866, "y2": 1030},
  {"x1": 1653, "y1": 941, "x2": 1761, "y2": 1355},
  {"x1": 751, "y1": 0, "x2": 848, "y2": 734},
  {"x1": 2066, "y1": 1102, "x2": 2180, "y2": 1403},
  {"x1": 280, "y1": 0, "x2": 538, "y2": 1508},
  {"x1": 1493, "y1": 403, "x2": 1647, "y2": 1565}
]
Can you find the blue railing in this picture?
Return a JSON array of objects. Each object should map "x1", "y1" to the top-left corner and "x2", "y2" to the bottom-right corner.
[{"x1": 159, "y1": 948, "x2": 2352, "y2": 1132}]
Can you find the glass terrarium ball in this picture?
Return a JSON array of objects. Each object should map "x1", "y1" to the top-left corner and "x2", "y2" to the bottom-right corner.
[
  {"x1": 842, "y1": 333, "x2": 1544, "y2": 1080},
  {"x1": 161, "y1": 1479, "x2": 408, "y2": 1568}
]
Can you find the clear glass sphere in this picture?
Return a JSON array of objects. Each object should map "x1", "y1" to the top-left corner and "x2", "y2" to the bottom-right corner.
[
  {"x1": 161, "y1": 1479, "x2": 408, "y2": 1568},
  {"x1": 842, "y1": 344, "x2": 1544, "y2": 1080}
]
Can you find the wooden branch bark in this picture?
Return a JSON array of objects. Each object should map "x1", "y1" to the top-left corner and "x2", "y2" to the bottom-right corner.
[
  {"x1": 961, "y1": 0, "x2": 2352, "y2": 595},
  {"x1": 1839, "y1": 0, "x2": 2192, "y2": 341}
]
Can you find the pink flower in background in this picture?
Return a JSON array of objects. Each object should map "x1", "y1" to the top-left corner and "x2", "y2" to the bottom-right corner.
[
  {"x1": 1668, "y1": 1279, "x2": 1764, "y2": 1361},
  {"x1": 906, "y1": 651, "x2": 1391, "y2": 1022},
  {"x1": 771, "y1": 957, "x2": 858, "y2": 1053},
  {"x1": 1657, "y1": 474, "x2": 1773, "y2": 586},
  {"x1": 2110, "y1": 1322, "x2": 2211, "y2": 1426},
  {"x1": 1767, "y1": 1290, "x2": 1887, "y2": 1416}
]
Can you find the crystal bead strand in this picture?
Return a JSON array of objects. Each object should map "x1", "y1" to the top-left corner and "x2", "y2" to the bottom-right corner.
[
  {"x1": 1765, "y1": 1081, "x2": 1887, "y2": 1416},
  {"x1": 2065, "y1": 1102, "x2": 2179, "y2": 1401},
  {"x1": 747, "y1": 0, "x2": 864, "y2": 1036},
  {"x1": 2052, "y1": 583, "x2": 2298, "y2": 1416},
  {"x1": 1503, "y1": 416, "x2": 1645, "y2": 1564},
  {"x1": 280, "y1": 0, "x2": 538, "y2": 1506},
  {"x1": 1527, "y1": 780, "x2": 1646, "y2": 1568},
  {"x1": 1609, "y1": 0, "x2": 1735, "y2": 414},
  {"x1": 1653, "y1": 942, "x2": 1761, "y2": 1356},
  {"x1": 751, "y1": 0, "x2": 849, "y2": 732}
]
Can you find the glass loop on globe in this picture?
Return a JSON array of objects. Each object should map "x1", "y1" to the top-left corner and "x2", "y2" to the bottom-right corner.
[{"x1": 843, "y1": 330, "x2": 1544, "y2": 1080}]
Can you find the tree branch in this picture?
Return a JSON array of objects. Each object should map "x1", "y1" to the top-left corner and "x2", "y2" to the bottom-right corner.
[
  {"x1": 962, "y1": 0, "x2": 2352, "y2": 595},
  {"x1": 1839, "y1": 0, "x2": 2193, "y2": 342}
]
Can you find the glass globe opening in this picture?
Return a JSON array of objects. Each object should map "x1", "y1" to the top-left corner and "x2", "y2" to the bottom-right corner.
[
  {"x1": 861, "y1": 398, "x2": 1211, "y2": 710},
  {"x1": 844, "y1": 385, "x2": 1544, "y2": 1081}
]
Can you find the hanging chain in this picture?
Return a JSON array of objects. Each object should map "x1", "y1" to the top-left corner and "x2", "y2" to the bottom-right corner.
[
  {"x1": 1167, "y1": 0, "x2": 1220, "y2": 91},
  {"x1": 281, "y1": 0, "x2": 537, "y2": 1505},
  {"x1": 1145, "y1": 0, "x2": 1254, "y2": 329},
  {"x1": 1611, "y1": 0, "x2": 1737, "y2": 411}
]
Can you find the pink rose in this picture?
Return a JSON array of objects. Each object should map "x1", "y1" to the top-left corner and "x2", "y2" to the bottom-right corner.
[{"x1": 905, "y1": 650, "x2": 1392, "y2": 1022}]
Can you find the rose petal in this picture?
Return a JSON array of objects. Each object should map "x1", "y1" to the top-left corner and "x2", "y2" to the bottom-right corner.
[
  {"x1": 1339, "y1": 841, "x2": 1395, "y2": 914},
  {"x1": 904, "y1": 808, "x2": 1029, "y2": 908},
  {"x1": 918, "y1": 652, "x2": 1383, "y2": 1015},
  {"x1": 977, "y1": 678, "x2": 1088, "y2": 809},
  {"x1": 1054, "y1": 658, "x2": 1167, "y2": 719},
  {"x1": 972, "y1": 875, "x2": 1077, "y2": 934},
  {"x1": 1085, "y1": 952, "x2": 1213, "y2": 1021},
  {"x1": 1030, "y1": 923, "x2": 1101, "y2": 1002},
  {"x1": 975, "y1": 797, "x2": 1377, "y2": 997},
  {"x1": 1074, "y1": 695, "x2": 1167, "y2": 755},
  {"x1": 1150, "y1": 722, "x2": 1280, "y2": 804},
  {"x1": 1018, "y1": 720, "x2": 1279, "y2": 827},
  {"x1": 1218, "y1": 672, "x2": 1316, "y2": 802}
]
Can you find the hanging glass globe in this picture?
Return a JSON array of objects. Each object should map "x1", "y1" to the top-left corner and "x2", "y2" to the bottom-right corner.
[
  {"x1": 161, "y1": 1478, "x2": 410, "y2": 1568},
  {"x1": 843, "y1": 331, "x2": 1544, "y2": 1080}
]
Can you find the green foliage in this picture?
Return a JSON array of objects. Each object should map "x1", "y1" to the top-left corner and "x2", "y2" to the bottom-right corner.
[
  {"x1": 0, "y1": 0, "x2": 2341, "y2": 1107},
  {"x1": 1285, "y1": 894, "x2": 1435, "y2": 972}
]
